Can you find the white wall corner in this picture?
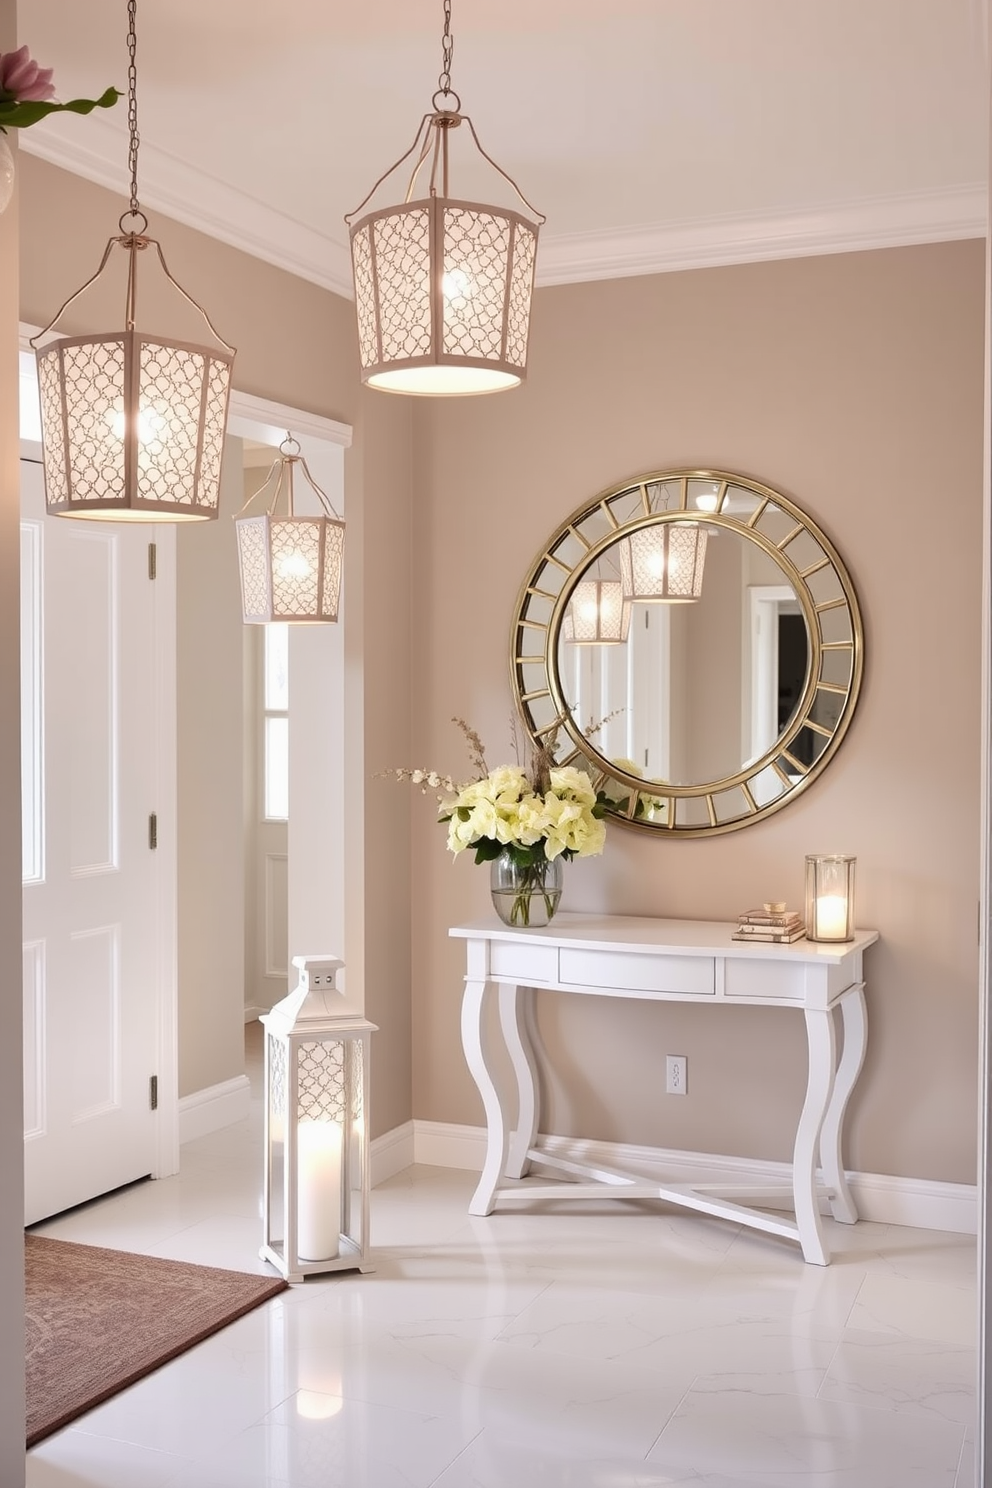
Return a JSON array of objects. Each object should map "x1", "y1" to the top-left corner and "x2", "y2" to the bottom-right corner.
[
  {"x1": 370, "y1": 1120, "x2": 416, "y2": 1188},
  {"x1": 409, "y1": 1121, "x2": 978, "y2": 1237},
  {"x1": 178, "y1": 1075, "x2": 252, "y2": 1146}
]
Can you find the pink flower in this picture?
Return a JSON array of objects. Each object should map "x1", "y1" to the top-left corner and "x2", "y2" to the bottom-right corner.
[{"x1": 0, "y1": 46, "x2": 56, "y2": 104}]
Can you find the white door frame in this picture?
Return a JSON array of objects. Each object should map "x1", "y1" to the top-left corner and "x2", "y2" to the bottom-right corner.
[{"x1": 20, "y1": 326, "x2": 353, "y2": 1184}]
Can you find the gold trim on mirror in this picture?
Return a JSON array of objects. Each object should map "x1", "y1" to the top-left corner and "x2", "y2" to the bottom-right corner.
[{"x1": 510, "y1": 470, "x2": 864, "y2": 838}]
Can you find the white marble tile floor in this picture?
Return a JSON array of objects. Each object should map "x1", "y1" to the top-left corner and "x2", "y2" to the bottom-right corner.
[{"x1": 26, "y1": 1027, "x2": 977, "y2": 1487}]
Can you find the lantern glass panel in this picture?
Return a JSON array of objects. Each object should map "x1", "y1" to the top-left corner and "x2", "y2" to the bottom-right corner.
[{"x1": 804, "y1": 855, "x2": 856, "y2": 942}]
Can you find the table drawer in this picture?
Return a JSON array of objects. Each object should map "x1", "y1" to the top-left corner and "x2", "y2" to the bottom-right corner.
[
  {"x1": 490, "y1": 941, "x2": 559, "y2": 983},
  {"x1": 559, "y1": 948, "x2": 715, "y2": 996},
  {"x1": 724, "y1": 959, "x2": 805, "y2": 1001}
]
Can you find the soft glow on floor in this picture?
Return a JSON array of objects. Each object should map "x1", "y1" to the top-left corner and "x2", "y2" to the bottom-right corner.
[{"x1": 24, "y1": 1023, "x2": 977, "y2": 1488}]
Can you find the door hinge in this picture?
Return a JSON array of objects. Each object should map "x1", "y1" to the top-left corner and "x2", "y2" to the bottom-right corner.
[
  {"x1": 148, "y1": 812, "x2": 158, "y2": 849},
  {"x1": 149, "y1": 1074, "x2": 158, "y2": 1111},
  {"x1": 148, "y1": 542, "x2": 157, "y2": 580}
]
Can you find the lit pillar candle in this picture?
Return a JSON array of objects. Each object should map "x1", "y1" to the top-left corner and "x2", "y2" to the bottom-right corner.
[
  {"x1": 815, "y1": 894, "x2": 848, "y2": 940},
  {"x1": 296, "y1": 1119, "x2": 342, "y2": 1261}
]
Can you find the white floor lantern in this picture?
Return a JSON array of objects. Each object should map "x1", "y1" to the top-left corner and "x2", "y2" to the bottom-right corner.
[{"x1": 260, "y1": 956, "x2": 376, "y2": 1283}]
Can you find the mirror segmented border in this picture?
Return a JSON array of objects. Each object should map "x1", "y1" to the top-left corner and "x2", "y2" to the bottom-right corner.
[{"x1": 509, "y1": 469, "x2": 864, "y2": 838}]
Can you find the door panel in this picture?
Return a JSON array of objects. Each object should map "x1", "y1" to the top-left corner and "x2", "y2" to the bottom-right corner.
[{"x1": 21, "y1": 458, "x2": 162, "y2": 1224}]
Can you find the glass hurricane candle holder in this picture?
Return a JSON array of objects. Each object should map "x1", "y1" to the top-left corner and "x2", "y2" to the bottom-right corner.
[{"x1": 805, "y1": 855, "x2": 856, "y2": 943}]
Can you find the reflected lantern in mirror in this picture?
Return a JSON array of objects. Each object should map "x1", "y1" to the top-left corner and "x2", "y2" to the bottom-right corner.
[
  {"x1": 565, "y1": 580, "x2": 631, "y2": 644},
  {"x1": 620, "y1": 523, "x2": 708, "y2": 602}
]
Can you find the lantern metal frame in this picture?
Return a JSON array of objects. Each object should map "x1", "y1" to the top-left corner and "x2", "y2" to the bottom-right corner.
[
  {"x1": 30, "y1": 0, "x2": 235, "y2": 523},
  {"x1": 260, "y1": 955, "x2": 376, "y2": 1283},
  {"x1": 235, "y1": 436, "x2": 345, "y2": 624},
  {"x1": 345, "y1": 0, "x2": 544, "y2": 396}
]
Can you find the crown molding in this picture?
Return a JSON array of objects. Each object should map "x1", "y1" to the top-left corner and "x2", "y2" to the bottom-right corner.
[
  {"x1": 18, "y1": 122, "x2": 355, "y2": 299},
  {"x1": 535, "y1": 184, "x2": 987, "y2": 286},
  {"x1": 20, "y1": 123, "x2": 986, "y2": 298}
]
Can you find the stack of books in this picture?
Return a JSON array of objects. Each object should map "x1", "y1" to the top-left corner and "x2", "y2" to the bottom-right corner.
[{"x1": 732, "y1": 906, "x2": 806, "y2": 944}]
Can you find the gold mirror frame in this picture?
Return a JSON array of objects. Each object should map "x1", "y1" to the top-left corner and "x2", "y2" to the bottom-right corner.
[{"x1": 510, "y1": 469, "x2": 864, "y2": 837}]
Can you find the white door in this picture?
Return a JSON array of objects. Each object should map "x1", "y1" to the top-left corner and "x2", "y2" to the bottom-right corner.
[{"x1": 22, "y1": 458, "x2": 165, "y2": 1224}]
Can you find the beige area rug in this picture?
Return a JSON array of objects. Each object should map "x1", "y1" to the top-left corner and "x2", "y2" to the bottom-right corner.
[{"x1": 25, "y1": 1235, "x2": 287, "y2": 1447}]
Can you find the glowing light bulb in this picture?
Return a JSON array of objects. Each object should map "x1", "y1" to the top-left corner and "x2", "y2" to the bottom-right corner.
[
  {"x1": 442, "y1": 267, "x2": 472, "y2": 304},
  {"x1": 646, "y1": 550, "x2": 665, "y2": 579},
  {"x1": 106, "y1": 404, "x2": 166, "y2": 445},
  {"x1": 579, "y1": 600, "x2": 599, "y2": 623},
  {"x1": 275, "y1": 550, "x2": 313, "y2": 582}
]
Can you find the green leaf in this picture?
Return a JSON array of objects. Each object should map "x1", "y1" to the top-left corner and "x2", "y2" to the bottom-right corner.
[
  {"x1": 0, "y1": 86, "x2": 120, "y2": 130},
  {"x1": 472, "y1": 838, "x2": 505, "y2": 865}
]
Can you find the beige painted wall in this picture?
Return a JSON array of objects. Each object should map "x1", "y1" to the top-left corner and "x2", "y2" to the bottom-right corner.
[
  {"x1": 18, "y1": 155, "x2": 416, "y2": 1131},
  {"x1": 0, "y1": 1, "x2": 26, "y2": 1462},
  {"x1": 176, "y1": 439, "x2": 247, "y2": 1098},
  {"x1": 410, "y1": 243, "x2": 984, "y2": 1185},
  {"x1": 350, "y1": 391, "x2": 414, "y2": 1137}
]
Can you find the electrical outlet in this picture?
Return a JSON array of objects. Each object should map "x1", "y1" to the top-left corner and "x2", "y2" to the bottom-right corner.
[{"x1": 666, "y1": 1055, "x2": 687, "y2": 1095}]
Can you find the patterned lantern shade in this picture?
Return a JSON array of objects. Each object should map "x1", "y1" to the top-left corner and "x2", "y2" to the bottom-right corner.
[
  {"x1": 30, "y1": 4, "x2": 236, "y2": 520},
  {"x1": 346, "y1": 0, "x2": 543, "y2": 399},
  {"x1": 36, "y1": 330, "x2": 233, "y2": 522},
  {"x1": 350, "y1": 196, "x2": 540, "y2": 395},
  {"x1": 235, "y1": 440, "x2": 345, "y2": 624},
  {"x1": 619, "y1": 523, "x2": 709, "y2": 603},
  {"x1": 565, "y1": 580, "x2": 631, "y2": 644},
  {"x1": 260, "y1": 956, "x2": 377, "y2": 1283}
]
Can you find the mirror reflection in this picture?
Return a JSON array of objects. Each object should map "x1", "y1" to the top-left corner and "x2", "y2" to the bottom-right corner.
[
  {"x1": 512, "y1": 470, "x2": 864, "y2": 837},
  {"x1": 557, "y1": 524, "x2": 830, "y2": 788}
]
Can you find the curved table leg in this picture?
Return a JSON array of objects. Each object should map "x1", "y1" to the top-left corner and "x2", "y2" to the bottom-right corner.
[
  {"x1": 461, "y1": 975, "x2": 509, "y2": 1216},
  {"x1": 794, "y1": 1007, "x2": 838, "y2": 1265},
  {"x1": 819, "y1": 985, "x2": 867, "y2": 1223},
  {"x1": 500, "y1": 984, "x2": 540, "y2": 1179}
]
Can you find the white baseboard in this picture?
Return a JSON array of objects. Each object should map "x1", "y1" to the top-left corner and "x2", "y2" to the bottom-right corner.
[
  {"x1": 244, "y1": 1006, "x2": 267, "y2": 1024},
  {"x1": 407, "y1": 1120, "x2": 978, "y2": 1236},
  {"x1": 179, "y1": 1075, "x2": 252, "y2": 1145},
  {"x1": 371, "y1": 1120, "x2": 416, "y2": 1188}
]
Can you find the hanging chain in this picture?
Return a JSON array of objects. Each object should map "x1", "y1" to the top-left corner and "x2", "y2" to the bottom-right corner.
[
  {"x1": 126, "y1": 0, "x2": 140, "y2": 217},
  {"x1": 437, "y1": 0, "x2": 454, "y2": 99}
]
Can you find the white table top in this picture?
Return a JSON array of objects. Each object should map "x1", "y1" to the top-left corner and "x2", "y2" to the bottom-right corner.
[{"x1": 450, "y1": 911, "x2": 879, "y2": 964}]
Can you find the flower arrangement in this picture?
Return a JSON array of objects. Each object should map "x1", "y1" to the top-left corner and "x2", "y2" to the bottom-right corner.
[
  {"x1": 386, "y1": 719, "x2": 608, "y2": 926},
  {"x1": 607, "y1": 757, "x2": 669, "y2": 822},
  {"x1": 0, "y1": 46, "x2": 118, "y2": 132}
]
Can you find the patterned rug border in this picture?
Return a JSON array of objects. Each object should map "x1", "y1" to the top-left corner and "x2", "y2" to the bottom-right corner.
[{"x1": 26, "y1": 1235, "x2": 288, "y2": 1447}]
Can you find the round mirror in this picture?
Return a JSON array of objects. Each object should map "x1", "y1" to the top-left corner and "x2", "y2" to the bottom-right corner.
[{"x1": 511, "y1": 471, "x2": 864, "y2": 836}]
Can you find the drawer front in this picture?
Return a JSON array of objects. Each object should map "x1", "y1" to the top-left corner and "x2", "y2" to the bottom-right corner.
[
  {"x1": 559, "y1": 948, "x2": 715, "y2": 997},
  {"x1": 724, "y1": 959, "x2": 806, "y2": 1002},
  {"x1": 490, "y1": 942, "x2": 559, "y2": 983}
]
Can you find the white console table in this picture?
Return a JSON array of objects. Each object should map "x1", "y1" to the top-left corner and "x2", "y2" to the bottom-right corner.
[{"x1": 451, "y1": 912, "x2": 878, "y2": 1265}]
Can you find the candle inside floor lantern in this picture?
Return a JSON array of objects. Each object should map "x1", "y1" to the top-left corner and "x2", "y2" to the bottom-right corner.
[
  {"x1": 805, "y1": 855, "x2": 856, "y2": 943},
  {"x1": 297, "y1": 1119, "x2": 343, "y2": 1261}
]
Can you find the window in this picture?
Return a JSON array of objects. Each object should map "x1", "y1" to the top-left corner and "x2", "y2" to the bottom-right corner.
[{"x1": 263, "y1": 624, "x2": 289, "y2": 820}]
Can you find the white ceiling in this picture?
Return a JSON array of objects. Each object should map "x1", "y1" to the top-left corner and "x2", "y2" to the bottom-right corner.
[{"x1": 16, "y1": 0, "x2": 990, "y2": 296}]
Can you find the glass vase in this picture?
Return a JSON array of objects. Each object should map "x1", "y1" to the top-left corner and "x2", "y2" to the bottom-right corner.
[
  {"x1": 490, "y1": 850, "x2": 563, "y2": 928},
  {"x1": 0, "y1": 132, "x2": 14, "y2": 216}
]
